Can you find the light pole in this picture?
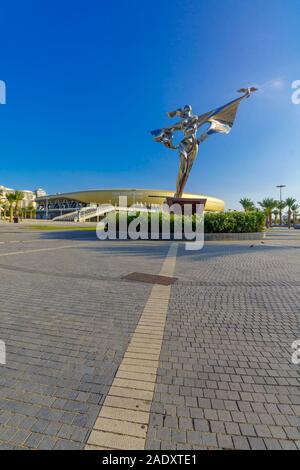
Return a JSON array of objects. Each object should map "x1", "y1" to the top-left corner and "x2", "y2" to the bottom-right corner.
[
  {"x1": 276, "y1": 185, "x2": 286, "y2": 226},
  {"x1": 276, "y1": 184, "x2": 286, "y2": 203}
]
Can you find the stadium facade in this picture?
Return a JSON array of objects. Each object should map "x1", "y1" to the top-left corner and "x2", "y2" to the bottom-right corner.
[{"x1": 36, "y1": 189, "x2": 224, "y2": 220}]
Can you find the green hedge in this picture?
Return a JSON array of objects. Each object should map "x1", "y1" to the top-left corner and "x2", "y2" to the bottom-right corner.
[
  {"x1": 109, "y1": 210, "x2": 265, "y2": 234},
  {"x1": 204, "y1": 211, "x2": 265, "y2": 233}
]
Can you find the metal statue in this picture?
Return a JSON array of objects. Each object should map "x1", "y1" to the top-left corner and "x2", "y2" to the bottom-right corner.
[{"x1": 151, "y1": 87, "x2": 257, "y2": 198}]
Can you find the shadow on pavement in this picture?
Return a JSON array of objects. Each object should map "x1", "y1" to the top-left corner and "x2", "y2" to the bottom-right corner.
[{"x1": 36, "y1": 229, "x2": 300, "y2": 262}]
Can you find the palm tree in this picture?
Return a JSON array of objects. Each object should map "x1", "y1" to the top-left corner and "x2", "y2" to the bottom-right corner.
[
  {"x1": 273, "y1": 209, "x2": 279, "y2": 225},
  {"x1": 0, "y1": 191, "x2": 6, "y2": 220},
  {"x1": 14, "y1": 190, "x2": 24, "y2": 218},
  {"x1": 285, "y1": 197, "x2": 297, "y2": 229},
  {"x1": 239, "y1": 198, "x2": 255, "y2": 212},
  {"x1": 26, "y1": 204, "x2": 35, "y2": 219},
  {"x1": 291, "y1": 202, "x2": 299, "y2": 225},
  {"x1": 276, "y1": 200, "x2": 287, "y2": 226},
  {"x1": 6, "y1": 193, "x2": 17, "y2": 222},
  {"x1": 258, "y1": 198, "x2": 277, "y2": 228}
]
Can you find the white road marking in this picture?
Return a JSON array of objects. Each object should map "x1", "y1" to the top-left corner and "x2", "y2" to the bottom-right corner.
[{"x1": 0, "y1": 243, "x2": 91, "y2": 257}]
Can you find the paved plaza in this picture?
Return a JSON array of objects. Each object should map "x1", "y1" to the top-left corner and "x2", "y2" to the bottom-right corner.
[{"x1": 0, "y1": 223, "x2": 300, "y2": 450}]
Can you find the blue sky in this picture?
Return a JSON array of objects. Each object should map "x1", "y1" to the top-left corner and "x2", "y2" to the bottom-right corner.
[{"x1": 0, "y1": 0, "x2": 299, "y2": 209}]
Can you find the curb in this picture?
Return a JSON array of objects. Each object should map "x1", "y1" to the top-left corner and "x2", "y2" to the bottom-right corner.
[{"x1": 204, "y1": 232, "x2": 266, "y2": 241}]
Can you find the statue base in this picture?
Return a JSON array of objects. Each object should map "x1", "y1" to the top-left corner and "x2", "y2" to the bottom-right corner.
[{"x1": 165, "y1": 197, "x2": 207, "y2": 215}]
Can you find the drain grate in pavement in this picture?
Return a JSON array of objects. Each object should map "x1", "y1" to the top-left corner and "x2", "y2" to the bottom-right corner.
[{"x1": 123, "y1": 272, "x2": 177, "y2": 285}]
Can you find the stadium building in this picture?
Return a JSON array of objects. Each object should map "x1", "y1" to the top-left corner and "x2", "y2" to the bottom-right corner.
[{"x1": 36, "y1": 189, "x2": 224, "y2": 221}]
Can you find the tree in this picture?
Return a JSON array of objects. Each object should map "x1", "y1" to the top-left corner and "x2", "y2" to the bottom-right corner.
[
  {"x1": 285, "y1": 197, "x2": 297, "y2": 229},
  {"x1": 273, "y1": 209, "x2": 279, "y2": 225},
  {"x1": 26, "y1": 204, "x2": 35, "y2": 219},
  {"x1": 239, "y1": 198, "x2": 255, "y2": 212},
  {"x1": 276, "y1": 200, "x2": 287, "y2": 226},
  {"x1": 13, "y1": 191, "x2": 24, "y2": 217},
  {"x1": 0, "y1": 191, "x2": 6, "y2": 220},
  {"x1": 6, "y1": 193, "x2": 17, "y2": 223},
  {"x1": 291, "y1": 202, "x2": 299, "y2": 225},
  {"x1": 258, "y1": 198, "x2": 277, "y2": 228}
]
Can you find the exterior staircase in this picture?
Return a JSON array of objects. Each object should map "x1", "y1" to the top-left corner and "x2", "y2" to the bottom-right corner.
[
  {"x1": 52, "y1": 205, "x2": 114, "y2": 222},
  {"x1": 52, "y1": 204, "x2": 157, "y2": 222}
]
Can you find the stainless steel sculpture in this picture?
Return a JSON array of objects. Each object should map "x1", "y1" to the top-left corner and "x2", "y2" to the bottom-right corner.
[{"x1": 151, "y1": 87, "x2": 257, "y2": 198}]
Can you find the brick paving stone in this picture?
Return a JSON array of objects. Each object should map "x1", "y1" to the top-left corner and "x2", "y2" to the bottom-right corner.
[
  {"x1": 210, "y1": 420, "x2": 226, "y2": 434},
  {"x1": 232, "y1": 436, "x2": 251, "y2": 450},
  {"x1": 279, "y1": 440, "x2": 297, "y2": 450},
  {"x1": 284, "y1": 426, "x2": 300, "y2": 440},
  {"x1": 239, "y1": 423, "x2": 256, "y2": 437},
  {"x1": 178, "y1": 417, "x2": 193, "y2": 430},
  {"x1": 37, "y1": 436, "x2": 58, "y2": 450},
  {"x1": 254, "y1": 424, "x2": 273, "y2": 438},
  {"x1": 217, "y1": 434, "x2": 234, "y2": 449},
  {"x1": 145, "y1": 439, "x2": 161, "y2": 450},
  {"x1": 194, "y1": 419, "x2": 210, "y2": 432},
  {"x1": 24, "y1": 432, "x2": 44, "y2": 449},
  {"x1": 171, "y1": 430, "x2": 186, "y2": 443},
  {"x1": 263, "y1": 438, "x2": 282, "y2": 450},
  {"x1": 201, "y1": 433, "x2": 218, "y2": 448},
  {"x1": 248, "y1": 437, "x2": 267, "y2": 450},
  {"x1": 186, "y1": 431, "x2": 203, "y2": 445},
  {"x1": 225, "y1": 422, "x2": 241, "y2": 435},
  {"x1": 54, "y1": 439, "x2": 82, "y2": 450},
  {"x1": 269, "y1": 425, "x2": 287, "y2": 439}
]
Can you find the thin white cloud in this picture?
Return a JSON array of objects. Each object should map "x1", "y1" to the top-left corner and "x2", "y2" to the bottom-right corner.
[{"x1": 257, "y1": 78, "x2": 286, "y2": 93}]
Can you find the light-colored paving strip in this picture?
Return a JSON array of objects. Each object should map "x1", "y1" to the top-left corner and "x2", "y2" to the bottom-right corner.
[
  {"x1": 85, "y1": 242, "x2": 178, "y2": 450},
  {"x1": 0, "y1": 243, "x2": 91, "y2": 257},
  {"x1": 0, "y1": 239, "x2": 66, "y2": 245}
]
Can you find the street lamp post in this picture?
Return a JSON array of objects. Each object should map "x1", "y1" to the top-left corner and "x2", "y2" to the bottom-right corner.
[
  {"x1": 276, "y1": 185, "x2": 286, "y2": 203},
  {"x1": 276, "y1": 185, "x2": 286, "y2": 226}
]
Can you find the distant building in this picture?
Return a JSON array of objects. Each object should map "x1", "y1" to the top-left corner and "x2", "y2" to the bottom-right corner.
[
  {"x1": 0, "y1": 184, "x2": 37, "y2": 208},
  {"x1": 35, "y1": 188, "x2": 47, "y2": 198},
  {"x1": 0, "y1": 184, "x2": 13, "y2": 193}
]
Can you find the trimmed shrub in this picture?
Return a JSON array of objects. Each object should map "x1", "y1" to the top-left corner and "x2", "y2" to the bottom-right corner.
[
  {"x1": 204, "y1": 211, "x2": 265, "y2": 233},
  {"x1": 105, "y1": 210, "x2": 265, "y2": 235}
]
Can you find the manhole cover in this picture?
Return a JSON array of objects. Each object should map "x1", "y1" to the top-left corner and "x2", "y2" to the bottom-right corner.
[{"x1": 123, "y1": 272, "x2": 177, "y2": 285}]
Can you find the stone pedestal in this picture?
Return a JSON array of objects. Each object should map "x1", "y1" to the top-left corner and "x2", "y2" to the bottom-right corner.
[{"x1": 165, "y1": 197, "x2": 207, "y2": 215}]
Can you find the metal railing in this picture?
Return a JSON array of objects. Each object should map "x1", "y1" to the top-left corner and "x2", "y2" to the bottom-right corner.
[{"x1": 52, "y1": 204, "x2": 157, "y2": 222}]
